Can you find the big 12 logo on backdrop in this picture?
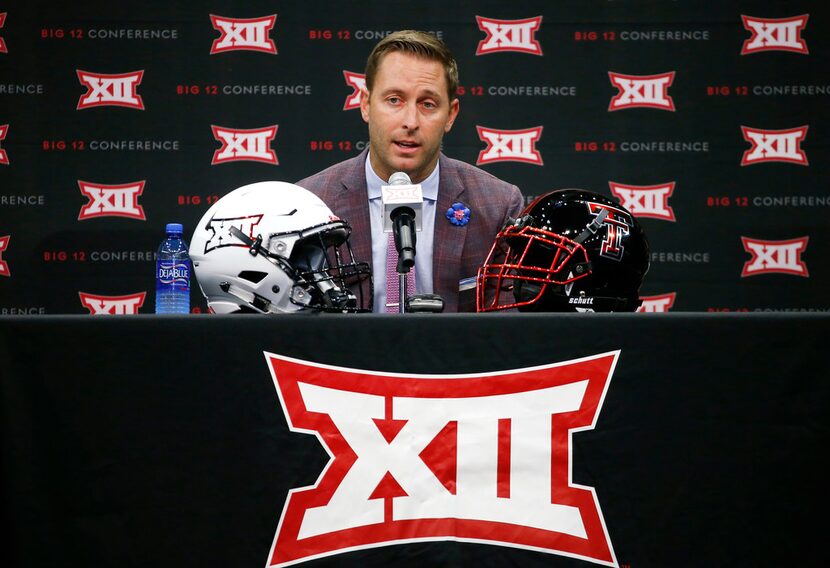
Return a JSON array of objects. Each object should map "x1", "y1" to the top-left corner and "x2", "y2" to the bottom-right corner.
[
  {"x1": 608, "y1": 72, "x2": 675, "y2": 111},
  {"x1": 0, "y1": 123, "x2": 8, "y2": 165},
  {"x1": 78, "y1": 181, "x2": 146, "y2": 220},
  {"x1": 78, "y1": 292, "x2": 146, "y2": 314},
  {"x1": 476, "y1": 126, "x2": 543, "y2": 165},
  {"x1": 210, "y1": 14, "x2": 277, "y2": 54},
  {"x1": 476, "y1": 15, "x2": 543, "y2": 55},
  {"x1": 265, "y1": 351, "x2": 620, "y2": 567},
  {"x1": 0, "y1": 235, "x2": 10, "y2": 277},
  {"x1": 741, "y1": 14, "x2": 809, "y2": 54},
  {"x1": 76, "y1": 70, "x2": 145, "y2": 110},
  {"x1": 741, "y1": 236, "x2": 809, "y2": 277}
]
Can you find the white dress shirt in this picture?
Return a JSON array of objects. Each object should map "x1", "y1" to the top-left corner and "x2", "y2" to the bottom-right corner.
[{"x1": 365, "y1": 155, "x2": 437, "y2": 313}]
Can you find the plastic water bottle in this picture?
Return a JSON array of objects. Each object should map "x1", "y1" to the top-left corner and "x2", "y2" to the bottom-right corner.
[{"x1": 155, "y1": 223, "x2": 191, "y2": 314}]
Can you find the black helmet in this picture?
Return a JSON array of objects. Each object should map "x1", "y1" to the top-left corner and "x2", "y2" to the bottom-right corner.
[{"x1": 477, "y1": 189, "x2": 650, "y2": 312}]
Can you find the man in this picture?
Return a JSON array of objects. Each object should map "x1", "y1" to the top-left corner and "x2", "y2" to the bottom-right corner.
[{"x1": 297, "y1": 30, "x2": 524, "y2": 313}]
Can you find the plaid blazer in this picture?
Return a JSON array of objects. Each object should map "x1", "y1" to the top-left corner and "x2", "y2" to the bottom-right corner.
[{"x1": 297, "y1": 149, "x2": 524, "y2": 312}]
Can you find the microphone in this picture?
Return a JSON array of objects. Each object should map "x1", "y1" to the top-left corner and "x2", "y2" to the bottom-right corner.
[{"x1": 381, "y1": 172, "x2": 423, "y2": 270}]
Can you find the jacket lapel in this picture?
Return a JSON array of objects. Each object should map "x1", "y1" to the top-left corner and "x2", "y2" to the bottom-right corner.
[
  {"x1": 433, "y1": 154, "x2": 467, "y2": 294},
  {"x1": 334, "y1": 150, "x2": 374, "y2": 274}
]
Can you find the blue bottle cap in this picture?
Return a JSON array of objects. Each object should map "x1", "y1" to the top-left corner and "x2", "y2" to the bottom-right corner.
[{"x1": 166, "y1": 223, "x2": 184, "y2": 234}]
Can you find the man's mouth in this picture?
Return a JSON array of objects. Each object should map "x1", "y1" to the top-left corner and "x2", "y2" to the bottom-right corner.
[{"x1": 394, "y1": 140, "x2": 420, "y2": 150}]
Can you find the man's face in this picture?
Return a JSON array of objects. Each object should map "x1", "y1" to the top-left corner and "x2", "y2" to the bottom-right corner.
[{"x1": 361, "y1": 51, "x2": 459, "y2": 184}]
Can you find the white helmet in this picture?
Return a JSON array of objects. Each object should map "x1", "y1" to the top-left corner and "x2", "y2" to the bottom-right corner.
[{"x1": 189, "y1": 181, "x2": 371, "y2": 314}]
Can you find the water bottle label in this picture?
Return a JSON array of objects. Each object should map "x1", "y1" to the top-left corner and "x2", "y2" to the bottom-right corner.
[{"x1": 157, "y1": 261, "x2": 190, "y2": 286}]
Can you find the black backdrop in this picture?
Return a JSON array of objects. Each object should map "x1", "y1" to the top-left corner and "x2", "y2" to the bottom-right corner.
[
  {"x1": 1, "y1": 1, "x2": 829, "y2": 314},
  {"x1": 2, "y1": 313, "x2": 828, "y2": 567}
]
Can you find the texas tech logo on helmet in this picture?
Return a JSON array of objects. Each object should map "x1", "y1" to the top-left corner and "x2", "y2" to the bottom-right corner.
[
  {"x1": 741, "y1": 126, "x2": 808, "y2": 166},
  {"x1": 211, "y1": 125, "x2": 278, "y2": 165},
  {"x1": 587, "y1": 202, "x2": 632, "y2": 261},
  {"x1": 0, "y1": 124, "x2": 8, "y2": 165},
  {"x1": 637, "y1": 293, "x2": 676, "y2": 313},
  {"x1": 79, "y1": 292, "x2": 146, "y2": 315},
  {"x1": 608, "y1": 72, "x2": 675, "y2": 111},
  {"x1": 741, "y1": 236, "x2": 808, "y2": 277},
  {"x1": 609, "y1": 182, "x2": 676, "y2": 222},
  {"x1": 76, "y1": 70, "x2": 145, "y2": 110},
  {"x1": 343, "y1": 71, "x2": 366, "y2": 111},
  {"x1": 741, "y1": 14, "x2": 809, "y2": 55},
  {"x1": 476, "y1": 16, "x2": 543, "y2": 55},
  {"x1": 476, "y1": 126, "x2": 543, "y2": 165},
  {"x1": 77, "y1": 180, "x2": 146, "y2": 221},
  {"x1": 0, "y1": 12, "x2": 7, "y2": 53},
  {"x1": 202, "y1": 214, "x2": 264, "y2": 253},
  {"x1": 265, "y1": 351, "x2": 619, "y2": 567},
  {"x1": 210, "y1": 14, "x2": 277, "y2": 54},
  {"x1": 0, "y1": 235, "x2": 9, "y2": 277}
]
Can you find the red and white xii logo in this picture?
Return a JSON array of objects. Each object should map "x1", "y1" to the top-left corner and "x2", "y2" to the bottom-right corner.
[
  {"x1": 741, "y1": 126, "x2": 808, "y2": 166},
  {"x1": 343, "y1": 71, "x2": 366, "y2": 111},
  {"x1": 78, "y1": 180, "x2": 146, "y2": 221},
  {"x1": 76, "y1": 70, "x2": 145, "y2": 110},
  {"x1": 0, "y1": 124, "x2": 8, "y2": 165},
  {"x1": 741, "y1": 14, "x2": 809, "y2": 55},
  {"x1": 203, "y1": 214, "x2": 264, "y2": 253},
  {"x1": 79, "y1": 292, "x2": 146, "y2": 315},
  {"x1": 608, "y1": 72, "x2": 675, "y2": 111},
  {"x1": 637, "y1": 293, "x2": 676, "y2": 313},
  {"x1": 211, "y1": 125, "x2": 278, "y2": 165},
  {"x1": 0, "y1": 12, "x2": 8, "y2": 53},
  {"x1": 266, "y1": 352, "x2": 619, "y2": 567},
  {"x1": 0, "y1": 235, "x2": 9, "y2": 277},
  {"x1": 476, "y1": 16, "x2": 543, "y2": 55},
  {"x1": 210, "y1": 14, "x2": 277, "y2": 54},
  {"x1": 741, "y1": 236, "x2": 808, "y2": 277},
  {"x1": 609, "y1": 182, "x2": 676, "y2": 222},
  {"x1": 476, "y1": 126, "x2": 543, "y2": 166}
]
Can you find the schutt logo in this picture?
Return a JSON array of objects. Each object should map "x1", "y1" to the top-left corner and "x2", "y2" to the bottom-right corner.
[
  {"x1": 476, "y1": 15, "x2": 543, "y2": 55},
  {"x1": 609, "y1": 182, "x2": 676, "y2": 222},
  {"x1": 740, "y1": 126, "x2": 808, "y2": 166},
  {"x1": 476, "y1": 126, "x2": 543, "y2": 166},
  {"x1": 210, "y1": 14, "x2": 277, "y2": 54},
  {"x1": 265, "y1": 352, "x2": 619, "y2": 567},
  {"x1": 608, "y1": 72, "x2": 675, "y2": 111},
  {"x1": 79, "y1": 292, "x2": 146, "y2": 315},
  {"x1": 76, "y1": 70, "x2": 144, "y2": 110},
  {"x1": 78, "y1": 180, "x2": 146, "y2": 220},
  {"x1": 741, "y1": 237, "x2": 809, "y2": 277},
  {"x1": 741, "y1": 14, "x2": 809, "y2": 55}
]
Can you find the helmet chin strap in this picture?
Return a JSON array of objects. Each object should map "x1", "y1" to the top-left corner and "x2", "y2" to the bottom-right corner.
[{"x1": 574, "y1": 208, "x2": 608, "y2": 244}]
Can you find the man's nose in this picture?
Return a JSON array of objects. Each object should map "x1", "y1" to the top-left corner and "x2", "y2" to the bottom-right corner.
[{"x1": 401, "y1": 102, "x2": 419, "y2": 130}]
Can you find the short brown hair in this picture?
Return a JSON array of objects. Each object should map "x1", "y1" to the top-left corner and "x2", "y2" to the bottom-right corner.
[{"x1": 364, "y1": 30, "x2": 459, "y2": 100}]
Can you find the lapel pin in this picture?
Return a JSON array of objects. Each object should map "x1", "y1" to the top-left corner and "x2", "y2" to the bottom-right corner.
[{"x1": 446, "y1": 202, "x2": 471, "y2": 226}]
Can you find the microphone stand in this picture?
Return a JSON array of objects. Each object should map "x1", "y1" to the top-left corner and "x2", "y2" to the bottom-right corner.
[{"x1": 391, "y1": 206, "x2": 416, "y2": 314}]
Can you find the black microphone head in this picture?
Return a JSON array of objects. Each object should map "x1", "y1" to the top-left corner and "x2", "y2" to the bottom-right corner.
[{"x1": 391, "y1": 206, "x2": 416, "y2": 222}]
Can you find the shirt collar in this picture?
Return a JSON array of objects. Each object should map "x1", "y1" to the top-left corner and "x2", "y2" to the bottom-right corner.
[{"x1": 366, "y1": 154, "x2": 440, "y2": 201}]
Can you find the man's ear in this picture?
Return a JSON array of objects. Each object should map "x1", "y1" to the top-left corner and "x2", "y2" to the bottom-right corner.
[
  {"x1": 359, "y1": 87, "x2": 370, "y2": 123},
  {"x1": 444, "y1": 97, "x2": 460, "y2": 133}
]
